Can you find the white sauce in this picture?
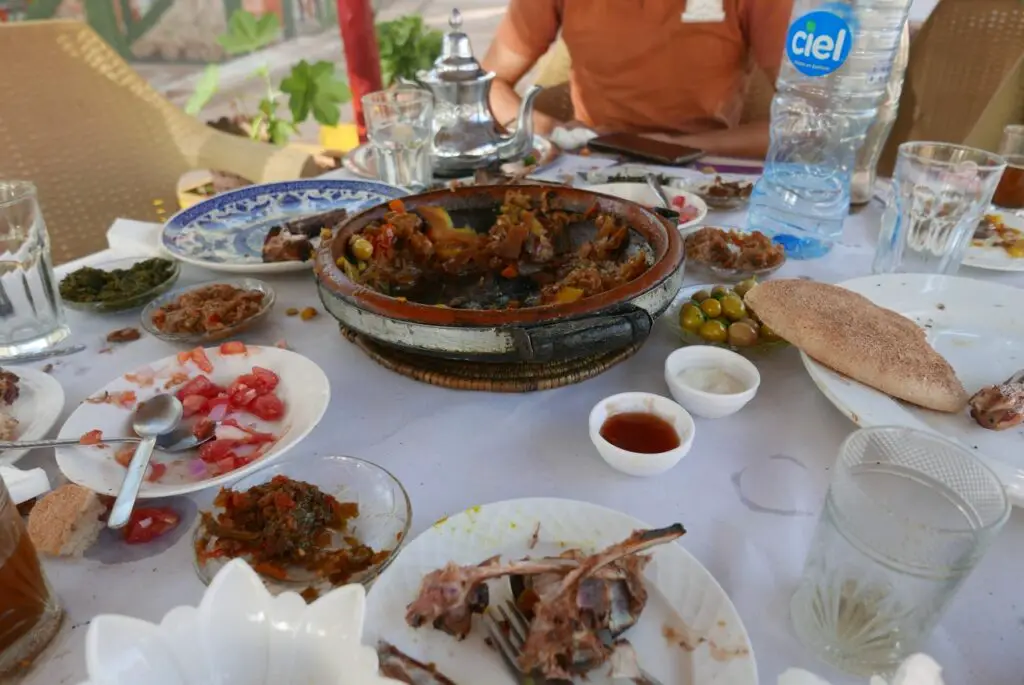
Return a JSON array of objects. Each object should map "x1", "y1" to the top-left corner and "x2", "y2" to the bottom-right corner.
[{"x1": 677, "y1": 366, "x2": 746, "y2": 395}]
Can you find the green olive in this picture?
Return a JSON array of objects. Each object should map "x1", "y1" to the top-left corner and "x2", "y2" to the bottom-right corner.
[
  {"x1": 739, "y1": 317, "x2": 760, "y2": 333},
  {"x1": 728, "y1": 321, "x2": 759, "y2": 347},
  {"x1": 721, "y1": 294, "x2": 746, "y2": 321},
  {"x1": 733, "y1": 278, "x2": 757, "y2": 298},
  {"x1": 711, "y1": 285, "x2": 732, "y2": 299},
  {"x1": 691, "y1": 289, "x2": 711, "y2": 303},
  {"x1": 679, "y1": 303, "x2": 705, "y2": 332},
  {"x1": 350, "y1": 237, "x2": 374, "y2": 261},
  {"x1": 700, "y1": 298, "x2": 723, "y2": 319},
  {"x1": 760, "y1": 323, "x2": 782, "y2": 342},
  {"x1": 698, "y1": 319, "x2": 729, "y2": 344}
]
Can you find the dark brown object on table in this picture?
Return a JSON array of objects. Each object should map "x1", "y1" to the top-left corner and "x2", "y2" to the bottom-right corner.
[
  {"x1": 106, "y1": 327, "x2": 141, "y2": 343},
  {"x1": 969, "y1": 374, "x2": 1024, "y2": 430},
  {"x1": 377, "y1": 641, "x2": 458, "y2": 685},
  {"x1": 281, "y1": 208, "x2": 349, "y2": 238},
  {"x1": 685, "y1": 227, "x2": 784, "y2": 271},
  {"x1": 703, "y1": 175, "x2": 752, "y2": 200},
  {"x1": 0, "y1": 369, "x2": 19, "y2": 406},
  {"x1": 151, "y1": 284, "x2": 264, "y2": 335},
  {"x1": 262, "y1": 227, "x2": 313, "y2": 263}
]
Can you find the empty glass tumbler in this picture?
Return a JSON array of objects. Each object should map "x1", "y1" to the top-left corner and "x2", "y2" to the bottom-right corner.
[
  {"x1": 872, "y1": 143, "x2": 1006, "y2": 275},
  {"x1": 362, "y1": 89, "x2": 434, "y2": 191},
  {"x1": 791, "y1": 426, "x2": 1009, "y2": 676},
  {"x1": 0, "y1": 182, "x2": 68, "y2": 359}
]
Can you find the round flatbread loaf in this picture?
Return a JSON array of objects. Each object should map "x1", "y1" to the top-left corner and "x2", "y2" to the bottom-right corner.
[{"x1": 744, "y1": 279, "x2": 967, "y2": 412}]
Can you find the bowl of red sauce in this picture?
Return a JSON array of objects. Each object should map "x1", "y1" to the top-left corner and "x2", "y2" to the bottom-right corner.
[{"x1": 588, "y1": 392, "x2": 695, "y2": 477}]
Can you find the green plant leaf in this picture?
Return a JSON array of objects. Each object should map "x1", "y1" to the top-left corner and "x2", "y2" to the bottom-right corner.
[
  {"x1": 217, "y1": 9, "x2": 281, "y2": 55},
  {"x1": 185, "y1": 64, "x2": 220, "y2": 116},
  {"x1": 267, "y1": 118, "x2": 297, "y2": 145},
  {"x1": 376, "y1": 14, "x2": 443, "y2": 86},
  {"x1": 280, "y1": 60, "x2": 351, "y2": 126}
]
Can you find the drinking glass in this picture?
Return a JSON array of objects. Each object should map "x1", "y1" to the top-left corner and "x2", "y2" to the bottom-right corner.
[
  {"x1": 992, "y1": 124, "x2": 1024, "y2": 209},
  {"x1": 0, "y1": 478, "x2": 62, "y2": 676},
  {"x1": 0, "y1": 182, "x2": 69, "y2": 358},
  {"x1": 362, "y1": 89, "x2": 434, "y2": 191},
  {"x1": 872, "y1": 142, "x2": 1006, "y2": 275},
  {"x1": 791, "y1": 426, "x2": 1009, "y2": 677}
]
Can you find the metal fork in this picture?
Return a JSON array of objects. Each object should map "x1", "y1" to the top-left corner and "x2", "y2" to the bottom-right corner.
[{"x1": 484, "y1": 599, "x2": 663, "y2": 685}]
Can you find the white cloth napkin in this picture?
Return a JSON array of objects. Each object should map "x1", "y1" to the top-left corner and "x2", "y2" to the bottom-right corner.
[
  {"x1": 779, "y1": 654, "x2": 945, "y2": 685},
  {"x1": 0, "y1": 466, "x2": 51, "y2": 505},
  {"x1": 105, "y1": 218, "x2": 164, "y2": 256}
]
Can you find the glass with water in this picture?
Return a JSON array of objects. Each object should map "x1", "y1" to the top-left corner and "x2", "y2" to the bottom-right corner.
[
  {"x1": 0, "y1": 182, "x2": 68, "y2": 359},
  {"x1": 872, "y1": 142, "x2": 1006, "y2": 275},
  {"x1": 362, "y1": 89, "x2": 434, "y2": 191},
  {"x1": 791, "y1": 427, "x2": 1009, "y2": 677}
]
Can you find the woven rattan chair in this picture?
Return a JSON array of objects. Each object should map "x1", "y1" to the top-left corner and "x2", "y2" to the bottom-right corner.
[
  {"x1": 878, "y1": 0, "x2": 1024, "y2": 176},
  {"x1": 0, "y1": 21, "x2": 319, "y2": 265}
]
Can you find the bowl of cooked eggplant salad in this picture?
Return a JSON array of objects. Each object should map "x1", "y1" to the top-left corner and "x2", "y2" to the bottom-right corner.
[{"x1": 59, "y1": 257, "x2": 180, "y2": 313}]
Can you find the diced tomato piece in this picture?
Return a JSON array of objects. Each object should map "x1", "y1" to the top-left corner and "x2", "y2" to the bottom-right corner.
[
  {"x1": 80, "y1": 429, "x2": 103, "y2": 445},
  {"x1": 199, "y1": 439, "x2": 237, "y2": 464},
  {"x1": 228, "y1": 380, "x2": 258, "y2": 408},
  {"x1": 123, "y1": 507, "x2": 180, "y2": 544},
  {"x1": 164, "y1": 371, "x2": 191, "y2": 389},
  {"x1": 219, "y1": 341, "x2": 247, "y2": 355},
  {"x1": 212, "y1": 456, "x2": 238, "y2": 476},
  {"x1": 175, "y1": 375, "x2": 222, "y2": 400},
  {"x1": 670, "y1": 195, "x2": 686, "y2": 209},
  {"x1": 177, "y1": 351, "x2": 192, "y2": 365},
  {"x1": 113, "y1": 391, "x2": 137, "y2": 409},
  {"x1": 388, "y1": 198, "x2": 406, "y2": 213},
  {"x1": 193, "y1": 417, "x2": 215, "y2": 440},
  {"x1": 247, "y1": 394, "x2": 285, "y2": 421},
  {"x1": 219, "y1": 418, "x2": 276, "y2": 444},
  {"x1": 181, "y1": 394, "x2": 207, "y2": 418},
  {"x1": 145, "y1": 462, "x2": 167, "y2": 482},
  {"x1": 251, "y1": 367, "x2": 279, "y2": 393},
  {"x1": 114, "y1": 445, "x2": 135, "y2": 467},
  {"x1": 190, "y1": 347, "x2": 214, "y2": 373}
]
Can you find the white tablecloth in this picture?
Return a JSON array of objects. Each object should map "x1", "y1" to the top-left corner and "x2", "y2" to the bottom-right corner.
[{"x1": 18, "y1": 164, "x2": 1024, "y2": 685}]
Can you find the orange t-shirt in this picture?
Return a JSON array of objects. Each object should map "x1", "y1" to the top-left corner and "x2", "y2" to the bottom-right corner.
[{"x1": 496, "y1": 0, "x2": 793, "y2": 134}]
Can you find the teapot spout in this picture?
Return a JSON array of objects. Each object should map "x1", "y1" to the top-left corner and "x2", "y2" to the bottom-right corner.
[{"x1": 498, "y1": 85, "x2": 542, "y2": 160}]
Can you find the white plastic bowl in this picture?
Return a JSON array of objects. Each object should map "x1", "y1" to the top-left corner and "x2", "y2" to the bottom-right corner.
[
  {"x1": 81, "y1": 559, "x2": 404, "y2": 685},
  {"x1": 664, "y1": 346, "x2": 760, "y2": 419},
  {"x1": 588, "y1": 392, "x2": 695, "y2": 477}
]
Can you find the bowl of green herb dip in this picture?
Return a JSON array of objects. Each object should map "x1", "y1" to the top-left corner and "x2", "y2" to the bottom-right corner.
[{"x1": 59, "y1": 256, "x2": 180, "y2": 313}]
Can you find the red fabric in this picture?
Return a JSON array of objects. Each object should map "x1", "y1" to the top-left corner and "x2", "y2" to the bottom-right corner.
[{"x1": 336, "y1": 0, "x2": 383, "y2": 142}]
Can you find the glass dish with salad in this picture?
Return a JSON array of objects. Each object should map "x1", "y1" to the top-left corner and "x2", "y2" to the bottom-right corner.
[
  {"x1": 59, "y1": 256, "x2": 180, "y2": 313},
  {"x1": 193, "y1": 455, "x2": 411, "y2": 600}
]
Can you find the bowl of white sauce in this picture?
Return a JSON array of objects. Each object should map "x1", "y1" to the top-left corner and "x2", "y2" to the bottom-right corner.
[{"x1": 664, "y1": 346, "x2": 760, "y2": 419}]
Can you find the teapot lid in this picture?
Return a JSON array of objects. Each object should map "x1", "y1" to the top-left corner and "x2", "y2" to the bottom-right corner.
[{"x1": 427, "y1": 9, "x2": 486, "y2": 82}]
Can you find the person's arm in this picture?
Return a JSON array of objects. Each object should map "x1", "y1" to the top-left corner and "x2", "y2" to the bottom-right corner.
[
  {"x1": 481, "y1": 0, "x2": 563, "y2": 134},
  {"x1": 643, "y1": 123, "x2": 771, "y2": 158}
]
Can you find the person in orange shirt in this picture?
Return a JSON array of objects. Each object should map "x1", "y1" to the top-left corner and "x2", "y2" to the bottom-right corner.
[{"x1": 482, "y1": 0, "x2": 793, "y2": 158}]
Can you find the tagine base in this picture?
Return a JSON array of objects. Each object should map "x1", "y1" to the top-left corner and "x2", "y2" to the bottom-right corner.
[{"x1": 340, "y1": 326, "x2": 641, "y2": 392}]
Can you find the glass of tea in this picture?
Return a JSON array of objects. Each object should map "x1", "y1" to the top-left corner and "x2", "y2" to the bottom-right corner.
[
  {"x1": 0, "y1": 480, "x2": 62, "y2": 676},
  {"x1": 993, "y1": 124, "x2": 1024, "y2": 209}
]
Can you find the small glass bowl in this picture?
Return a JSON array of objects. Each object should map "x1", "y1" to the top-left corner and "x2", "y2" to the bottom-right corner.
[
  {"x1": 140, "y1": 278, "x2": 276, "y2": 344},
  {"x1": 664, "y1": 284, "x2": 787, "y2": 356},
  {"x1": 60, "y1": 256, "x2": 181, "y2": 313},
  {"x1": 683, "y1": 225, "x2": 787, "y2": 282},
  {"x1": 193, "y1": 454, "x2": 412, "y2": 595}
]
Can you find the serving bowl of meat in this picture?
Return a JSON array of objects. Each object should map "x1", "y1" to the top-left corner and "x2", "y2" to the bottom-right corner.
[{"x1": 315, "y1": 185, "x2": 686, "y2": 363}]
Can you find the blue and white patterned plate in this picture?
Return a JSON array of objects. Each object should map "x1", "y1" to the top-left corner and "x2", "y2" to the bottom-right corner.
[{"x1": 161, "y1": 179, "x2": 405, "y2": 273}]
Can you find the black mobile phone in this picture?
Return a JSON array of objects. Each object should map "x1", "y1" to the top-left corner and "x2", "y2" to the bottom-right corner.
[{"x1": 588, "y1": 133, "x2": 704, "y2": 166}]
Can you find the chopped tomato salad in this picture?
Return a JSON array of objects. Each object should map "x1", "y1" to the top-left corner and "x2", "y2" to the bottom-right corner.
[
  {"x1": 80, "y1": 429, "x2": 104, "y2": 445},
  {"x1": 124, "y1": 507, "x2": 180, "y2": 544}
]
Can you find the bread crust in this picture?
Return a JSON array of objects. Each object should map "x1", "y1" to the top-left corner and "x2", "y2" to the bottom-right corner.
[
  {"x1": 27, "y1": 484, "x2": 105, "y2": 557},
  {"x1": 744, "y1": 280, "x2": 968, "y2": 412}
]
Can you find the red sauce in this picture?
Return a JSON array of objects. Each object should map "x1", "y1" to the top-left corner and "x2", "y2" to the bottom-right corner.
[{"x1": 600, "y1": 412, "x2": 680, "y2": 454}]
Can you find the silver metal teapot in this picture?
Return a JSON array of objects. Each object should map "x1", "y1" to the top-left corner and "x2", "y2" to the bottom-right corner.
[{"x1": 410, "y1": 9, "x2": 541, "y2": 176}]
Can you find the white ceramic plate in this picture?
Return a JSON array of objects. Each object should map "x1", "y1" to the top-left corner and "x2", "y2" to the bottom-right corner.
[
  {"x1": 56, "y1": 346, "x2": 330, "y2": 498},
  {"x1": 962, "y1": 211, "x2": 1024, "y2": 272},
  {"x1": 0, "y1": 367, "x2": 66, "y2": 466},
  {"x1": 801, "y1": 274, "x2": 1024, "y2": 504},
  {"x1": 586, "y1": 182, "x2": 708, "y2": 231},
  {"x1": 365, "y1": 498, "x2": 757, "y2": 685}
]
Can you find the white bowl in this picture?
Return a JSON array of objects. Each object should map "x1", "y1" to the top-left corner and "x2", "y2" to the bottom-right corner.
[
  {"x1": 664, "y1": 346, "x2": 760, "y2": 419},
  {"x1": 588, "y1": 392, "x2": 695, "y2": 477},
  {"x1": 585, "y1": 182, "x2": 709, "y2": 230},
  {"x1": 81, "y1": 559, "x2": 404, "y2": 685}
]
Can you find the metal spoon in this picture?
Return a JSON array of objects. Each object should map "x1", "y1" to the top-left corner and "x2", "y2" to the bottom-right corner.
[
  {"x1": 108, "y1": 395, "x2": 183, "y2": 530},
  {"x1": 645, "y1": 173, "x2": 673, "y2": 208},
  {"x1": 0, "y1": 423, "x2": 216, "y2": 453}
]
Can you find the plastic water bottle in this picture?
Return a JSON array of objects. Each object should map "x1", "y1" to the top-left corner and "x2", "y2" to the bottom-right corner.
[{"x1": 747, "y1": 0, "x2": 914, "y2": 259}]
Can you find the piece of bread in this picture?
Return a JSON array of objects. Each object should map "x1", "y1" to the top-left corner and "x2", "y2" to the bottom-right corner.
[
  {"x1": 27, "y1": 484, "x2": 105, "y2": 557},
  {"x1": 744, "y1": 279, "x2": 968, "y2": 413}
]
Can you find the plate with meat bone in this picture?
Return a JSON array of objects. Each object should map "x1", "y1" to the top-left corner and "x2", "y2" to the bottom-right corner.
[
  {"x1": 801, "y1": 273, "x2": 1024, "y2": 506},
  {"x1": 364, "y1": 497, "x2": 757, "y2": 685}
]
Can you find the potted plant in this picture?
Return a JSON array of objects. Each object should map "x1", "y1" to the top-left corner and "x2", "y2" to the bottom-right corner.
[
  {"x1": 318, "y1": 14, "x2": 443, "y2": 150},
  {"x1": 181, "y1": 9, "x2": 352, "y2": 206}
]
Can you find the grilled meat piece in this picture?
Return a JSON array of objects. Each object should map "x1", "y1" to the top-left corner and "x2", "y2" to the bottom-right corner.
[
  {"x1": 281, "y1": 208, "x2": 349, "y2": 238},
  {"x1": 262, "y1": 226, "x2": 313, "y2": 263},
  {"x1": 377, "y1": 641, "x2": 458, "y2": 685},
  {"x1": 969, "y1": 372, "x2": 1024, "y2": 430},
  {"x1": 0, "y1": 369, "x2": 20, "y2": 406}
]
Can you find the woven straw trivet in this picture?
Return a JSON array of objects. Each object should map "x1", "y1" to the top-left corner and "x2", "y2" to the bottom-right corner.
[{"x1": 341, "y1": 326, "x2": 640, "y2": 392}]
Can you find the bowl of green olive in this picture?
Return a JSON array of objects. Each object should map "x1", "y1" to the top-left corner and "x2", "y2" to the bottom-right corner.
[{"x1": 664, "y1": 279, "x2": 787, "y2": 354}]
